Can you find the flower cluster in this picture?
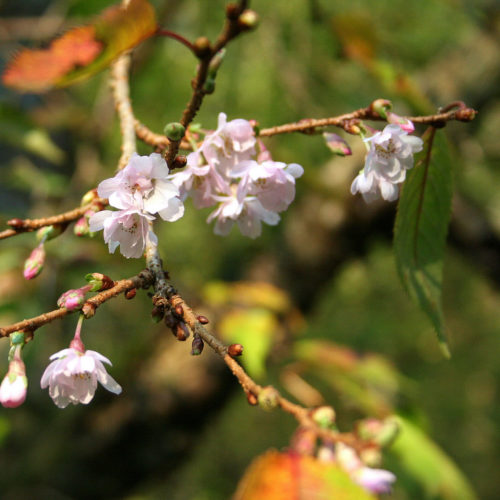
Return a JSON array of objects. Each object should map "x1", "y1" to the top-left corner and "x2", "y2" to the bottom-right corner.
[
  {"x1": 90, "y1": 153, "x2": 184, "y2": 258},
  {"x1": 351, "y1": 123, "x2": 423, "y2": 203},
  {"x1": 170, "y1": 113, "x2": 303, "y2": 238}
]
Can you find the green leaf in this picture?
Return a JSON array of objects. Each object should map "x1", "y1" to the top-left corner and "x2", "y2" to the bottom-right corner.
[
  {"x1": 390, "y1": 416, "x2": 478, "y2": 500},
  {"x1": 394, "y1": 128, "x2": 453, "y2": 357}
]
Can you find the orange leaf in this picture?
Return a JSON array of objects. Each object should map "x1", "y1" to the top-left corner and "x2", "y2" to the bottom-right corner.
[
  {"x1": 2, "y1": 0, "x2": 157, "y2": 92},
  {"x1": 233, "y1": 450, "x2": 377, "y2": 500}
]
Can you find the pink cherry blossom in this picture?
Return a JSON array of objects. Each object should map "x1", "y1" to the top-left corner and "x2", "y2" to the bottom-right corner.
[
  {"x1": 0, "y1": 349, "x2": 27, "y2": 408},
  {"x1": 23, "y1": 243, "x2": 45, "y2": 280},
  {"x1": 89, "y1": 207, "x2": 156, "y2": 259}
]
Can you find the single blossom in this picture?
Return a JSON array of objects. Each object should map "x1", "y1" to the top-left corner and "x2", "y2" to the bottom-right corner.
[
  {"x1": 351, "y1": 123, "x2": 423, "y2": 203},
  {"x1": 41, "y1": 318, "x2": 121, "y2": 409},
  {"x1": 97, "y1": 153, "x2": 184, "y2": 221},
  {"x1": 0, "y1": 347, "x2": 27, "y2": 408},
  {"x1": 89, "y1": 207, "x2": 156, "y2": 259}
]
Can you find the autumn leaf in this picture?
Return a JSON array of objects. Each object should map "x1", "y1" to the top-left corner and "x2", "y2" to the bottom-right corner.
[
  {"x1": 233, "y1": 450, "x2": 376, "y2": 500},
  {"x1": 2, "y1": 0, "x2": 157, "y2": 92}
]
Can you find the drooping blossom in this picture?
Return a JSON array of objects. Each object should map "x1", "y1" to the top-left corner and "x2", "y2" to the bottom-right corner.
[
  {"x1": 89, "y1": 207, "x2": 156, "y2": 259},
  {"x1": 90, "y1": 153, "x2": 184, "y2": 258},
  {"x1": 351, "y1": 123, "x2": 423, "y2": 203},
  {"x1": 336, "y1": 442, "x2": 396, "y2": 495},
  {"x1": 0, "y1": 343, "x2": 27, "y2": 408},
  {"x1": 23, "y1": 243, "x2": 45, "y2": 280},
  {"x1": 41, "y1": 316, "x2": 121, "y2": 408},
  {"x1": 169, "y1": 113, "x2": 303, "y2": 238}
]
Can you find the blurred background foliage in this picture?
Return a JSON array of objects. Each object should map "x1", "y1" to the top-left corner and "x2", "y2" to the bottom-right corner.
[{"x1": 0, "y1": 0, "x2": 499, "y2": 498}]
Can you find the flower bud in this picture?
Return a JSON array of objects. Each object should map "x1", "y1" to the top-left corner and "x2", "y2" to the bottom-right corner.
[
  {"x1": 23, "y1": 244, "x2": 45, "y2": 280},
  {"x1": 85, "y1": 272, "x2": 114, "y2": 292},
  {"x1": 311, "y1": 406, "x2": 336, "y2": 429},
  {"x1": 36, "y1": 224, "x2": 65, "y2": 243},
  {"x1": 171, "y1": 155, "x2": 187, "y2": 170},
  {"x1": 74, "y1": 216, "x2": 90, "y2": 237},
  {"x1": 0, "y1": 345, "x2": 27, "y2": 408},
  {"x1": 174, "y1": 304, "x2": 184, "y2": 317},
  {"x1": 191, "y1": 334, "x2": 204, "y2": 355},
  {"x1": 386, "y1": 112, "x2": 415, "y2": 133},
  {"x1": 164, "y1": 122, "x2": 186, "y2": 142},
  {"x1": 197, "y1": 315, "x2": 209, "y2": 324},
  {"x1": 81, "y1": 188, "x2": 99, "y2": 206},
  {"x1": 258, "y1": 386, "x2": 280, "y2": 411},
  {"x1": 246, "y1": 391, "x2": 258, "y2": 405},
  {"x1": 238, "y1": 9, "x2": 259, "y2": 30},
  {"x1": 57, "y1": 287, "x2": 88, "y2": 311},
  {"x1": 125, "y1": 288, "x2": 137, "y2": 300},
  {"x1": 193, "y1": 36, "x2": 211, "y2": 58},
  {"x1": 203, "y1": 77, "x2": 216, "y2": 94},
  {"x1": 370, "y1": 99, "x2": 392, "y2": 119},
  {"x1": 151, "y1": 306, "x2": 165, "y2": 323},
  {"x1": 164, "y1": 311, "x2": 178, "y2": 330},
  {"x1": 323, "y1": 132, "x2": 352, "y2": 156},
  {"x1": 228, "y1": 343, "x2": 243, "y2": 357},
  {"x1": 7, "y1": 218, "x2": 25, "y2": 229},
  {"x1": 175, "y1": 322, "x2": 190, "y2": 341},
  {"x1": 208, "y1": 49, "x2": 226, "y2": 76}
]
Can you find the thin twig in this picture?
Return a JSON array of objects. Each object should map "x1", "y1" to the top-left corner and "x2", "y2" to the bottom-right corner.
[
  {"x1": 0, "y1": 199, "x2": 106, "y2": 240},
  {"x1": 0, "y1": 271, "x2": 154, "y2": 337}
]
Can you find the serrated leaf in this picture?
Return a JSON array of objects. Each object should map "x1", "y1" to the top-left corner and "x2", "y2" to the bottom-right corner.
[
  {"x1": 394, "y1": 128, "x2": 453, "y2": 356},
  {"x1": 2, "y1": 0, "x2": 157, "y2": 92},
  {"x1": 390, "y1": 416, "x2": 478, "y2": 500},
  {"x1": 233, "y1": 450, "x2": 377, "y2": 500}
]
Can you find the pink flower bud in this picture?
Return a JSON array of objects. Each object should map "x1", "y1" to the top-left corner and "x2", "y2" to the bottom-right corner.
[
  {"x1": 23, "y1": 244, "x2": 45, "y2": 280},
  {"x1": 57, "y1": 287, "x2": 89, "y2": 311},
  {"x1": 0, "y1": 358, "x2": 28, "y2": 408},
  {"x1": 323, "y1": 132, "x2": 352, "y2": 156},
  {"x1": 386, "y1": 111, "x2": 415, "y2": 133},
  {"x1": 74, "y1": 216, "x2": 90, "y2": 237}
]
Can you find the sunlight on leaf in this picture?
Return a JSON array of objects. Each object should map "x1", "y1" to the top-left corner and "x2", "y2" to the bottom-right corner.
[
  {"x1": 2, "y1": 0, "x2": 157, "y2": 92},
  {"x1": 394, "y1": 128, "x2": 453, "y2": 357},
  {"x1": 233, "y1": 450, "x2": 376, "y2": 500}
]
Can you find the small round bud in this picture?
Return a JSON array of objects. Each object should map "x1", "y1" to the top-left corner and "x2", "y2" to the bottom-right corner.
[
  {"x1": 228, "y1": 343, "x2": 243, "y2": 357},
  {"x1": 258, "y1": 386, "x2": 280, "y2": 411},
  {"x1": 164, "y1": 122, "x2": 186, "y2": 142},
  {"x1": 85, "y1": 272, "x2": 114, "y2": 292},
  {"x1": 171, "y1": 155, "x2": 187, "y2": 170},
  {"x1": 455, "y1": 108, "x2": 477, "y2": 122},
  {"x1": 7, "y1": 218, "x2": 25, "y2": 229},
  {"x1": 238, "y1": 9, "x2": 259, "y2": 31},
  {"x1": 193, "y1": 36, "x2": 211, "y2": 58},
  {"x1": 57, "y1": 287, "x2": 88, "y2": 311},
  {"x1": 81, "y1": 188, "x2": 99, "y2": 206},
  {"x1": 343, "y1": 119, "x2": 362, "y2": 135},
  {"x1": 164, "y1": 311, "x2": 178, "y2": 330},
  {"x1": 125, "y1": 288, "x2": 137, "y2": 300},
  {"x1": 311, "y1": 406, "x2": 336, "y2": 429},
  {"x1": 74, "y1": 217, "x2": 90, "y2": 237},
  {"x1": 197, "y1": 315, "x2": 209, "y2": 325},
  {"x1": 370, "y1": 98, "x2": 392, "y2": 119},
  {"x1": 246, "y1": 392, "x2": 258, "y2": 405},
  {"x1": 174, "y1": 304, "x2": 184, "y2": 317},
  {"x1": 23, "y1": 244, "x2": 45, "y2": 280},
  {"x1": 191, "y1": 334, "x2": 204, "y2": 355},
  {"x1": 151, "y1": 306, "x2": 165, "y2": 323},
  {"x1": 175, "y1": 322, "x2": 190, "y2": 341},
  {"x1": 36, "y1": 224, "x2": 65, "y2": 243},
  {"x1": 10, "y1": 331, "x2": 25, "y2": 346}
]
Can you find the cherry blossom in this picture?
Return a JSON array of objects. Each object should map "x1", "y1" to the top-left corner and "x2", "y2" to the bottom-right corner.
[
  {"x1": 0, "y1": 345, "x2": 27, "y2": 408},
  {"x1": 351, "y1": 123, "x2": 423, "y2": 203},
  {"x1": 41, "y1": 316, "x2": 121, "y2": 408}
]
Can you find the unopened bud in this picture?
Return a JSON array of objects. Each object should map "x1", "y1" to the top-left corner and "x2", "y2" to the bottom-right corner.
[
  {"x1": 203, "y1": 77, "x2": 216, "y2": 94},
  {"x1": 81, "y1": 188, "x2": 99, "y2": 206},
  {"x1": 197, "y1": 315, "x2": 209, "y2": 324},
  {"x1": 370, "y1": 98, "x2": 392, "y2": 119},
  {"x1": 171, "y1": 155, "x2": 187, "y2": 170},
  {"x1": 151, "y1": 306, "x2": 165, "y2": 323},
  {"x1": 125, "y1": 288, "x2": 136, "y2": 300},
  {"x1": 238, "y1": 9, "x2": 259, "y2": 30},
  {"x1": 164, "y1": 122, "x2": 186, "y2": 142},
  {"x1": 191, "y1": 334, "x2": 204, "y2": 355},
  {"x1": 174, "y1": 304, "x2": 184, "y2": 317},
  {"x1": 74, "y1": 216, "x2": 90, "y2": 237},
  {"x1": 164, "y1": 311, "x2": 177, "y2": 330},
  {"x1": 57, "y1": 287, "x2": 88, "y2": 311},
  {"x1": 228, "y1": 343, "x2": 243, "y2": 357},
  {"x1": 193, "y1": 36, "x2": 211, "y2": 58},
  {"x1": 85, "y1": 272, "x2": 114, "y2": 292},
  {"x1": 10, "y1": 331, "x2": 25, "y2": 347},
  {"x1": 246, "y1": 391, "x2": 258, "y2": 405},
  {"x1": 323, "y1": 132, "x2": 352, "y2": 156},
  {"x1": 208, "y1": 49, "x2": 226, "y2": 76},
  {"x1": 343, "y1": 119, "x2": 362, "y2": 135},
  {"x1": 455, "y1": 108, "x2": 477, "y2": 122},
  {"x1": 258, "y1": 386, "x2": 280, "y2": 411},
  {"x1": 23, "y1": 244, "x2": 45, "y2": 280},
  {"x1": 175, "y1": 322, "x2": 190, "y2": 341},
  {"x1": 225, "y1": 3, "x2": 240, "y2": 20},
  {"x1": 7, "y1": 218, "x2": 24, "y2": 229},
  {"x1": 36, "y1": 224, "x2": 65, "y2": 243},
  {"x1": 311, "y1": 406, "x2": 336, "y2": 429},
  {"x1": 0, "y1": 354, "x2": 27, "y2": 408},
  {"x1": 386, "y1": 112, "x2": 415, "y2": 133}
]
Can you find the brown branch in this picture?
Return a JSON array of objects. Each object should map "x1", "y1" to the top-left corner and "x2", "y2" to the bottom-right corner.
[
  {"x1": 0, "y1": 199, "x2": 106, "y2": 240},
  {"x1": 0, "y1": 271, "x2": 154, "y2": 338},
  {"x1": 259, "y1": 102, "x2": 477, "y2": 137},
  {"x1": 163, "y1": 0, "x2": 252, "y2": 167}
]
